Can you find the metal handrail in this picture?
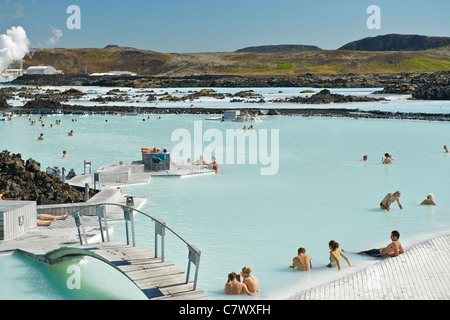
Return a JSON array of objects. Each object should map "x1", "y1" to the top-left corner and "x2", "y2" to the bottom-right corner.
[{"x1": 71, "y1": 203, "x2": 201, "y2": 290}]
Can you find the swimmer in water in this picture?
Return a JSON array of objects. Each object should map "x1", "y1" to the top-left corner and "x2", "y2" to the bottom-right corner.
[
  {"x1": 420, "y1": 193, "x2": 437, "y2": 206},
  {"x1": 225, "y1": 272, "x2": 253, "y2": 296},
  {"x1": 382, "y1": 153, "x2": 392, "y2": 164}
]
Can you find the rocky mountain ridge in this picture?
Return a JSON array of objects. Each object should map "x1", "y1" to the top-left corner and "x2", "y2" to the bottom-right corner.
[{"x1": 339, "y1": 34, "x2": 450, "y2": 51}]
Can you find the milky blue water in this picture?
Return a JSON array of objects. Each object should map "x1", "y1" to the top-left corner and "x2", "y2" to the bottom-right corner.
[
  {"x1": 2, "y1": 85, "x2": 450, "y2": 300},
  {"x1": 0, "y1": 252, "x2": 147, "y2": 300}
]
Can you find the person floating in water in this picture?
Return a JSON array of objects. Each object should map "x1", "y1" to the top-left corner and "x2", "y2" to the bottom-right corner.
[
  {"x1": 380, "y1": 191, "x2": 403, "y2": 211},
  {"x1": 62, "y1": 150, "x2": 67, "y2": 159},
  {"x1": 343, "y1": 230, "x2": 404, "y2": 258},
  {"x1": 444, "y1": 145, "x2": 449, "y2": 153},
  {"x1": 420, "y1": 193, "x2": 437, "y2": 206},
  {"x1": 37, "y1": 133, "x2": 44, "y2": 141},
  {"x1": 361, "y1": 155, "x2": 368, "y2": 162}
]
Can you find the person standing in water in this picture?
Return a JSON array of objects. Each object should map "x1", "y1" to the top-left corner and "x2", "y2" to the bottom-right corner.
[
  {"x1": 380, "y1": 191, "x2": 403, "y2": 211},
  {"x1": 382, "y1": 153, "x2": 392, "y2": 164}
]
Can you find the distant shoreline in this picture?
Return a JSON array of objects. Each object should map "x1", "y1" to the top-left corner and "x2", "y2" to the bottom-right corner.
[
  {"x1": 7, "y1": 105, "x2": 450, "y2": 122},
  {"x1": 8, "y1": 71, "x2": 450, "y2": 101},
  {"x1": 3, "y1": 71, "x2": 449, "y2": 120}
]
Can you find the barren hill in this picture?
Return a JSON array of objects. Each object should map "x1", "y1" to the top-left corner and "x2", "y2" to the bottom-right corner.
[
  {"x1": 235, "y1": 44, "x2": 322, "y2": 53},
  {"x1": 21, "y1": 45, "x2": 450, "y2": 77},
  {"x1": 339, "y1": 34, "x2": 450, "y2": 51}
]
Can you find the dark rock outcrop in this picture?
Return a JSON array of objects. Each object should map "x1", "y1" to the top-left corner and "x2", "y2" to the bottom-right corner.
[
  {"x1": 235, "y1": 44, "x2": 322, "y2": 53},
  {"x1": 0, "y1": 98, "x2": 10, "y2": 110},
  {"x1": 412, "y1": 72, "x2": 450, "y2": 100},
  {"x1": 0, "y1": 150, "x2": 88, "y2": 205},
  {"x1": 272, "y1": 89, "x2": 385, "y2": 104},
  {"x1": 339, "y1": 34, "x2": 450, "y2": 51},
  {"x1": 23, "y1": 98, "x2": 61, "y2": 110}
]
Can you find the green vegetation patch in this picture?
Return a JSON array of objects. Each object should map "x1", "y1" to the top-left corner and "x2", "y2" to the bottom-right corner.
[
  {"x1": 277, "y1": 63, "x2": 293, "y2": 70},
  {"x1": 399, "y1": 57, "x2": 450, "y2": 71}
]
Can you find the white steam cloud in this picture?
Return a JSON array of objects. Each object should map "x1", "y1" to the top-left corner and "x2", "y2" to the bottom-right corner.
[
  {"x1": 0, "y1": 26, "x2": 30, "y2": 73},
  {"x1": 47, "y1": 26, "x2": 63, "y2": 46}
]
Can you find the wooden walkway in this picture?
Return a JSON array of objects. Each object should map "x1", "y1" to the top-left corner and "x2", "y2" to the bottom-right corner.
[{"x1": 53, "y1": 241, "x2": 210, "y2": 300}]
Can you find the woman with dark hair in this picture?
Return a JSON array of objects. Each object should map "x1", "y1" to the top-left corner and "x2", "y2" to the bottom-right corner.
[{"x1": 327, "y1": 240, "x2": 351, "y2": 270}]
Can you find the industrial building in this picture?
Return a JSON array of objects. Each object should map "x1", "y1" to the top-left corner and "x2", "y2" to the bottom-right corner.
[{"x1": 25, "y1": 66, "x2": 64, "y2": 75}]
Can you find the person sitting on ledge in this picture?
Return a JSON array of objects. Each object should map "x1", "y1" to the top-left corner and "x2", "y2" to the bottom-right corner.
[
  {"x1": 195, "y1": 155, "x2": 207, "y2": 165},
  {"x1": 208, "y1": 156, "x2": 221, "y2": 173},
  {"x1": 37, "y1": 213, "x2": 69, "y2": 226}
]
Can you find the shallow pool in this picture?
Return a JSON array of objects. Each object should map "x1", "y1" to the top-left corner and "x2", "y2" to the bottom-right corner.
[
  {"x1": 0, "y1": 252, "x2": 147, "y2": 300},
  {"x1": 2, "y1": 89, "x2": 450, "y2": 300}
]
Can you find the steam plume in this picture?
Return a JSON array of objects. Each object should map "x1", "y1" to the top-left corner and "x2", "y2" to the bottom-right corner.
[
  {"x1": 0, "y1": 26, "x2": 30, "y2": 73},
  {"x1": 47, "y1": 26, "x2": 63, "y2": 46}
]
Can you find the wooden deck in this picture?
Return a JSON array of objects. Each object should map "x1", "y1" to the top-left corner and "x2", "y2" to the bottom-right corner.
[{"x1": 65, "y1": 242, "x2": 211, "y2": 300}]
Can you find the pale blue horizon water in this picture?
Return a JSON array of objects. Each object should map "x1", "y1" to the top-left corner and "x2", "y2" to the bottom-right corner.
[{"x1": 1, "y1": 87, "x2": 450, "y2": 300}]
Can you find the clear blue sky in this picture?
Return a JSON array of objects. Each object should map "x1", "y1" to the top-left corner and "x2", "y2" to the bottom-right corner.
[{"x1": 1, "y1": 0, "x2": 449, "y2": 52}]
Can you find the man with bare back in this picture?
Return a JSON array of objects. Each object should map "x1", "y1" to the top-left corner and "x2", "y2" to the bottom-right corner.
[{"x1": 344, "y1": 230, "x2": 404, "y2": 258}]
